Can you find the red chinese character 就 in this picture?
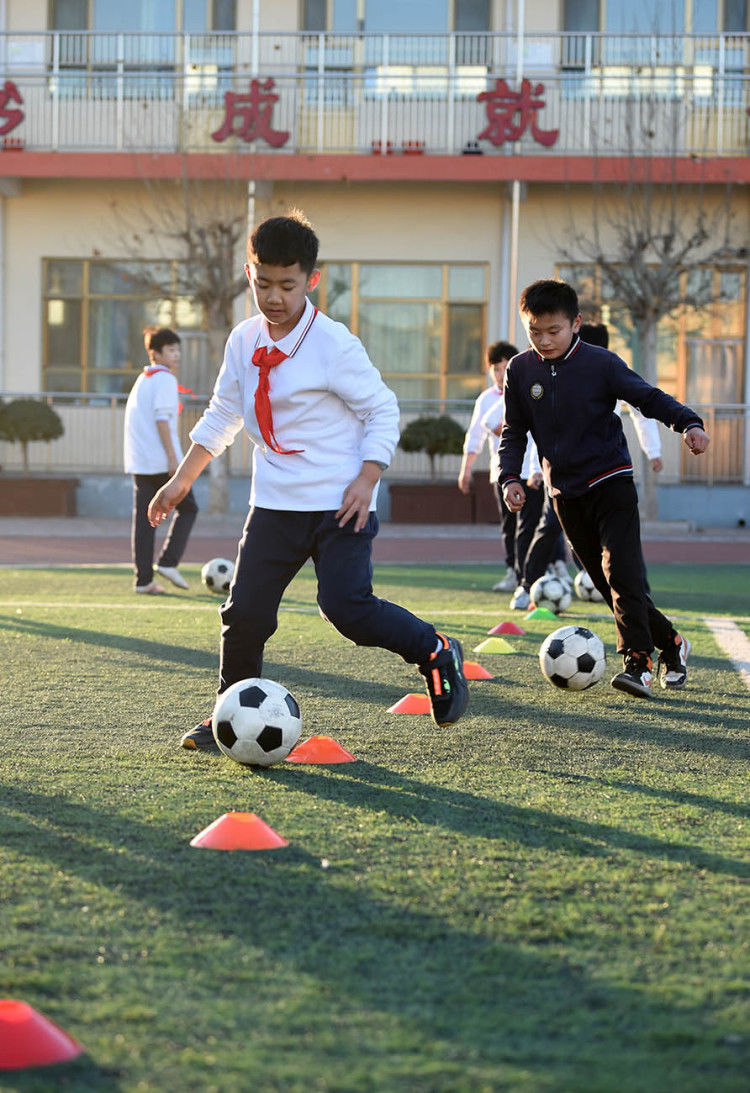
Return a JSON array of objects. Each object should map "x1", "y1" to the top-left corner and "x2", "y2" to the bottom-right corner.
[
  {"x1": 211, "y1": 78, "x2": 290, "y2": 147},
  {"x1": 477, "y1": 78, "x2": 558, "y2": 148}
]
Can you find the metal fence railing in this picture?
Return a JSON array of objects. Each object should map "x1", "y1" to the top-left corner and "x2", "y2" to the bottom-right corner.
[
  {"x1": 0, "y1": 31, "x2": 748, "y2": 156},
  {"x1": 1, "y1": 393, "x2": 747, "y2": 487}
]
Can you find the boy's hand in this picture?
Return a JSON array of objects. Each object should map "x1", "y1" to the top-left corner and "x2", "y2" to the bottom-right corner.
[
  {"x1": 457, "y1": 468, "x2": 472, "y2": 495},
  {"x1": 336, "y1": 463, "x2": 380, "y2": 532},
  {"x1": 148, "y1": 476, "x2": 190, "y2": 527},
  {"x1": 684, "y1": 426, "x2": 710, "y2": 455},
  {"x1": 502, "y1": 481, "x2": 526, "y2": 513}
]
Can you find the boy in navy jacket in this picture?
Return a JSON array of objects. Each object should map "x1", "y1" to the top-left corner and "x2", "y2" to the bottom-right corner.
[
  {"x1": 499, "y1": 279, "x2": 710, "y2": 697},
  {"x1": 148, "y1": 212, "x2": 468, "y2": 746}
]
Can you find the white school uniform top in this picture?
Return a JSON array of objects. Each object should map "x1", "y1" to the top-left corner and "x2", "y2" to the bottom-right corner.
[
  {"x1": 618, "y1": 402, "x2": 662, "y2": 460},
  {"x1": 463, "y1": 385, "x2": 504, "y2": 462},
  {"x1": 190, "y1": 298, "x2": 400, "y2": 512},
  {"x1": 480, "y1": 398, "x2": 540, "y2": 483},
  {"x1": 123, "y1": 365, "x2": 182, "y2": 475}
]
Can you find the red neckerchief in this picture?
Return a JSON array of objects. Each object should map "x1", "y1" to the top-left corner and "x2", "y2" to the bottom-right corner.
[
  {"x1": 251, "y1": 345, "x2": 303, "y2": 454},
  {"x1": 143, "y1": 366, "x2": 192, "y2": 413}
]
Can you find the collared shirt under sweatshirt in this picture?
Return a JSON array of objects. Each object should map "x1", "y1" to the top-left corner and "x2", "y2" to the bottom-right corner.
[
  {"x1": 190, "y1": 298, "x2": 400, "y2": 511},
  {"x1": 499, "y1": 336, "x2": 703, "y2": 498}
]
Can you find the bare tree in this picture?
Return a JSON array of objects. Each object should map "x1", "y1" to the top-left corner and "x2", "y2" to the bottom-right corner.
[
  {"x1": 557, "y1": 92, "x2": 745, "y2": 517},
  {"x1": 111, "y1": 167, "x2": 252, "y2": 512}
]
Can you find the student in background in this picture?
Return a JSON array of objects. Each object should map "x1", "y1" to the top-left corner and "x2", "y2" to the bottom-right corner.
[
  {"x1": 458, "y1": 341, "x2": 519, "y2": 592},
  {"x1": 123, "y1": 327, "x2": 197, "y2": 594}
]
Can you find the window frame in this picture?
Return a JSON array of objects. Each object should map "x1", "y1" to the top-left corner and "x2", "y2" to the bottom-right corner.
[{"x1": 314, "y1": 259, "x2": 488, "y2": 403}]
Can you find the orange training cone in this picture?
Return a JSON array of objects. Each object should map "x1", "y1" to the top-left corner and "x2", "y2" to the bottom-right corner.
[
  {"x1": 463, "y1": 660, "x2": 495, "y2": 680},
  {"x1": 0, "y1": 1000, "x2": 84, "y2": 1071},
  {"x1": 190, "y1": 812, "x2": 288, "y2": 850},
  {"x1": 489, "y1": 621, "x2": 525, "y2": 636},
  {"x1": 285, "y1": 735, "x2": 357, "y2": 764},
  {"x1": 387, "y1": 692, "x2": 431, "y2": 715}
]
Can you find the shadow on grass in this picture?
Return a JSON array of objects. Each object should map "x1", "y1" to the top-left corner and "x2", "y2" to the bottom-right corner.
[
  {"x1": 0, "y1": 1057, "x2": 122, "y2": 1092},
  {"x1": 465, "y1": 671, "x2": 750, "y2": 763},
  {"x1": 0, "y1": 615, "x2": 218, "y2": 673},
  {"x1": 282, "y1": 762, "x2": 749, "y2": 879},
  {"x1": 532, "y1": 770, "x2": 750, "y2": 820},
  {"x1": 1, "y1": 781, "x2": 745, "y2": 1091}
]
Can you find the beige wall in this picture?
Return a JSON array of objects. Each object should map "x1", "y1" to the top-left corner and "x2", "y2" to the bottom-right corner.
[
  {"x1": 2, "y1": 178, "x2": 211, "y2": 391},
  {"x1": 3, "y1": 175, "x2": 748, "y2": 391},
  {"x1": 7, "y1": 0, "x2": 46, "y2": 30}
]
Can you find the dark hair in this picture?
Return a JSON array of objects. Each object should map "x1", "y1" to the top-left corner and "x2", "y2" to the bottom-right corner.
[
  {"x1": 486, "y1": 340, "x2": 518, "y2": 364},
  {"x1": 579, "y1": 322, "x2": 609, "y2": 348},
  {"x1": 519, "y1": 279, "x2": 579, "y2": 322},
  {"x1": 248, "y1": 211, "x2": 319, "y2": 274},
  {"x1": 145, "y1": 327, "x2": 180, "y2": 354}
]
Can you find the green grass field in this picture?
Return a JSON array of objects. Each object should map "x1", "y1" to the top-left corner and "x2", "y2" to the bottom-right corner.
[{"x1": 0, "y1": 563, "x2": 748, "y2": 1093}]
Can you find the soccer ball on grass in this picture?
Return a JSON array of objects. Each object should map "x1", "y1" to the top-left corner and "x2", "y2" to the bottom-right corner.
[
  {"x1": 530, "y1": 573, "x2": 571, "y2": 615},
  {"x1": 574, "y1": 569, "x2": 605, "y2": 603},
  {"x1": 212, "y1": 678, "x2": 302, "y2": 767},
  {"x1": 539, "y1": 625, "x2": 606, "y2": 690},
  {"x1": 201, "y1": 557, "x2": 234, "y2": 596}
]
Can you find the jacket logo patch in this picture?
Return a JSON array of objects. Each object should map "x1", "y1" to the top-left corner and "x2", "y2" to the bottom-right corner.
[{"x1": 530, "y1": 382, "x2": 544, "y2": 400}]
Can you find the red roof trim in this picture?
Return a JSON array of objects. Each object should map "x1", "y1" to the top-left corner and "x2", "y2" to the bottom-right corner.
[{"x1": 0, "y1": 152, "x2": 748, "y2": 184}]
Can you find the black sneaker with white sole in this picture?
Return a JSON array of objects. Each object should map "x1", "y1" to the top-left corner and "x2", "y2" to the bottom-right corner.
[
  {"x1": 180, "y1": 717, "x2": 218, "y2": 750},
  {"x1": 611, "y1": 652, "x2": 653, "y2": 699},
  {"x1": 418, "y1": 634, "x2": 469, "y2": 726},
  {"x1": 658, "y1": 633, "x2": 691, "y2": 689}
]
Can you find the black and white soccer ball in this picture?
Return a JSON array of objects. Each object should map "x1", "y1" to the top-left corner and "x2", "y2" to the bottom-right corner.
[
  {"x1": 530, "y1": 573, "x2": 572, "y2": 615},
  {"x1": 574, "y1": 569, "x2": 605, "y2": 603},
  {"x1": 212, "y1": 678, "x2": 302, "y2": 767},
  {"x1": 201, "y1": 557, "x2": 234, "y2": 596},
  {"x1": 539, "y1": 625, "x2": 606, "y2": 690}
]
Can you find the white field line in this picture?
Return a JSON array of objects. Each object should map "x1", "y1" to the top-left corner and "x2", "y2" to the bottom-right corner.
[
  {"x1": 2, "y1": 603, "x2": 750, "y2": 626},
  {"x1": 703, "y1": 617, "x2": 750, "y2": 692}
]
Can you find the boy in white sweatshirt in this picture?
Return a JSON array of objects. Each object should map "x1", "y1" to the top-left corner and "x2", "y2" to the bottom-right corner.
[{"x1": 149, "y1": 212, "x2": 468, "y2": 748}]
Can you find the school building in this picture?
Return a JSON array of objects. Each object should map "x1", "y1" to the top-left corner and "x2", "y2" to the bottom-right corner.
[{"x1": 0, "y1": 1, "x2": 748, "y2": 524}]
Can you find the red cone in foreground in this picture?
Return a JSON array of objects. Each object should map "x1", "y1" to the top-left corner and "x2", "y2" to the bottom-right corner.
[
  {"x1": 0, "y1": 1000, "x2": 84, "y2": 1071},
  {"x1": 190, "y1": 812, "x2": 288, "y2": 850},
  {"x1": 285, "y1": 735, "x2": 357, "y2": 764},
  {"x1": 489, "y1": 621, "x2": 525, "y2": 636},
  {"x1": 387, "y1": 692, "x2": 431, "y2": 714},
  {"x1": 463, "y1": 660, "x2": 495, "y2": 680}
]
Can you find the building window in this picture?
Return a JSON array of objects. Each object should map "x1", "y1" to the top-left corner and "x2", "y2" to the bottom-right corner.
[
  {"x1": 43, "y1": 258, "x2": 202, "y2": 394},
  {"x1": 303, "y1": 0, "x2": 489, "y2": 33},
  {"x1": 51, "y1": 0, "x2": 237, "y2": 31},
  {"x1": 563, "y1": 0, "x2": 747, "y2": 32},
  {"x1": 313, "y1": 261, "x2": 487, "y2": 402}
]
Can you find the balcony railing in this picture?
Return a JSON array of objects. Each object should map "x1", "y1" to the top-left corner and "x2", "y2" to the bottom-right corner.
[
  {"x1": 0, "y1": 31, "x2": 747, "y2": 157},
  {"x1": 1, "y1": 393, "x2": 748, "y2": 487}
]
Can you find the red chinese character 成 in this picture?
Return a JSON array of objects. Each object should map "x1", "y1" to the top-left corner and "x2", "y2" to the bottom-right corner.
[
  {"x1": 477, "y1": 78, "x2": 558, "y2": 148},
  {"x1": 211, "y1": 78, "x2": 290, "y2": 147},
  {"x1": 0, "y1": 80, "x2": 24, "y2": 138}
]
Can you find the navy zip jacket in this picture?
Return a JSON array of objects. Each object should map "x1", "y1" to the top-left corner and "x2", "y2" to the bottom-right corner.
[{"x1": 499, "y1": 336, "x2": 704, "y2": 499}]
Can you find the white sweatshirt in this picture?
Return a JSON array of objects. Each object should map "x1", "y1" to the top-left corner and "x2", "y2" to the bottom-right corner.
[
  {"x1": 480, "y1": 398, "x2": 541, "y2": 483},
  {"x1": 190, "y1": 299, "x2": 400, "y2": 511},
  {"x1": 618, "y1": 402, "x2": 662, "y2": 460},
  {"x1": 123, "y1": 365, "x2": 182, "y2": 475}
]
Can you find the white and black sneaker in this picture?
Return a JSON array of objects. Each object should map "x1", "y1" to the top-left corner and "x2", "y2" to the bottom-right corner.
[
  {"x1": 611, "y1": 652, "x2": 653, "y2": 699},
  {"x1": 492, "y1": 567, "x2": 517, "y2": 593},
  {"x1": 658, "y1": 633, "x2": 691, "y2": 689},
  {"x1": 510, "y1": 586, "x2": 531, "y2": 611}
]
